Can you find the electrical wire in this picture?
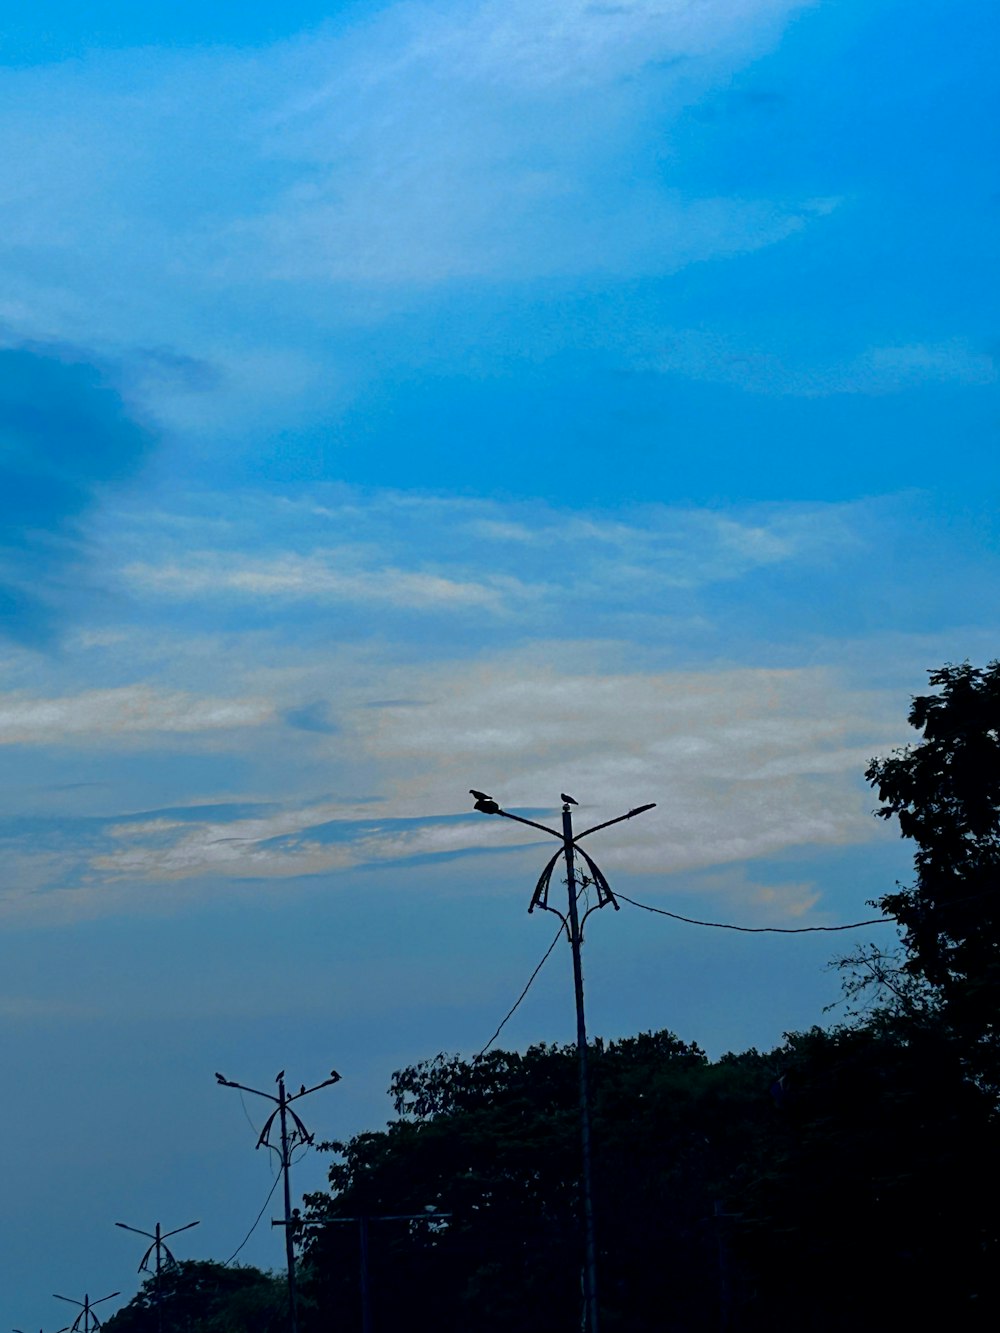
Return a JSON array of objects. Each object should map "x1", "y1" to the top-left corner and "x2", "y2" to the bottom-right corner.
[
  {"x1": 477, "y1": 924, "x2": 565, "y2": 1058},
  {"x1": 223, "y1": 1172, "x2": 282, "y2": 1266},
  {"x1": 238, "y1": 1090, "x2": 262, "y2": 1140},
  {"x1": 615, "y1": 892, "x2": 892, "y2": 934}
]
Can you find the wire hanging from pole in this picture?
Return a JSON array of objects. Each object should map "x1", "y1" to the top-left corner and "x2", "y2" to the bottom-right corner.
[
  {"x1": 615, "y1": 893, "x2": 892, "y2": 933},
  {"x1": 477, "y1": 924, "x2": 565, "y2": 1058}
]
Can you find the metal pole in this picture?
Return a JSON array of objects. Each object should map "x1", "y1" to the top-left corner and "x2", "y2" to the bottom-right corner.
[
  {"x1": 277, "y1": 1075, "x2": 299, "y2": 1333},
  {"x1": 154, "y1": 1223, "x2": 162, "y2": 1333},
  {"x1": 115, "y1": 1216, "x2": 199, "y2": 1333},
  {"x1": 53, "y1": 1289, "x2": 119, "y2": 1333},
  {"x1": 359, "y1": 1214, "x2": 372, "y2": 1333},
  {"x1": 470, "y1": 791, "x2": 654, "y2": 1333},
  {"x1": 216, "y1": 1066, "x2": 339, "y2": 1333},
  {"x1": 562, "y1": 803, "x2": 600, "y2": 1333}
]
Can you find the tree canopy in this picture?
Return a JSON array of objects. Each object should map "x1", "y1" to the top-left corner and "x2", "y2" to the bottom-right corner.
[
  {"x1": 867, "y1": 660, "x2": 1000, "y2": 1082},
  {"x1": 103, "y1": 1260, "x2": 285, "y2": 1333},
  {"x1": 297, "y1": 1024, "x2": 999, "y2": 1332}
]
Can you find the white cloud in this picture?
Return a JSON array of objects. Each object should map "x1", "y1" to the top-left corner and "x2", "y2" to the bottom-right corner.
[
  {"x1": 352, "y1": 661, "x2": 899, "y2": 872},
  {"x1": 48, "y1": 659, "x2": 902, "y2": 896},
  {"x1": 0, "y1": 686, "x2": 274, "y2": 745},
  {"x1": 108, "y1": 490, "x2": 865, "y2": 622},
  {"x1": 122, "y1": 551, "x2": 525, "y2": 611},
  {"x1": 90, "y1": 804, "x2": 507, "y2": 884}
]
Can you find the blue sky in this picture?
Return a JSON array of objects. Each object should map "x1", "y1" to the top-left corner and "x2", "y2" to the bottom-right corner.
[{"x1": 1, "y1": 0, "x2": 998, "y2": 1322}]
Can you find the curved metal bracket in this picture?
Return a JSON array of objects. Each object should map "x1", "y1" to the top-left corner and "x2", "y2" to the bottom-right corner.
[
  {"x1": 527, "y1": 840, "x2": 622, "y2": 945},
  {"x1": 258, "y1": 1104, "x2": 314, "y2": 1155},
  {"x1": 574, "y1": 844, "x2": 620, "y2": 912},
  {"x1": 528, "y1": 848, "x2": 563, "y2": 914},
  {"x1": 138, "y1": 1240, "x2": 177, "y2": 1274}
]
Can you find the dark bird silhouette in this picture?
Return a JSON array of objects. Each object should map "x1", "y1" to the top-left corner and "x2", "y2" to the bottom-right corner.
[
  {"x1": 474, "y1": 797, "x2": 501, "y2": 814},
  {"x1": 276, "y1": 1069, "x2": 285, "y2": 1082},
  {"x1": 300, "y1": 1084, "x2": 306, "y2": 1095},
  {"x1": 469, "y1": 788, "x2": 492, "y2": 801},
  {"x1": 561, "y1": 792, "x2": 578, "y2": 805}
]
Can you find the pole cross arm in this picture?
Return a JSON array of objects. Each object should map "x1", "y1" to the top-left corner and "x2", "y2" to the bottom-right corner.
[
  {"x1": 575, "y1": 803, "x2": 656, "y2": 840},
  {"x1": 116, "y1": 1218, "x2": 199, "y2": 1273},
  {"x1": 319, "y1": 1211, "x2": 454, "y2": 1225},
  {"x1": 475, "y1": 801, "x2": 655, "y2": 843},
  {"x1": 215, "y1": 1075, "x2": 279, "y2": 1103},
  {"x1": 489, "y1": 808, "x2": 563, "y2": 839},
  {"x1": 288, "y1": 1073, "x2": 341, "y2": 1102}
]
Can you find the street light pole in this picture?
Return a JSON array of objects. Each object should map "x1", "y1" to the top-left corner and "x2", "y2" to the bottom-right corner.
[
  {"x1": 52, "y1": 1292, "x2": 120, "y2": 1333},
  {"x1": 470, "y1": 790, "x2": 655, "y2": 1333},
  {"x1": 276, "y1": 1073, "x2": 299, "y2": 1332},
  {"x1": 560, "y1": 800, "x2": 600, "y2": 1333},
  {"x1": 216, "y1": 1067, "x2": 341, "y2": 1333},
  {"x1": 115, "y1": 1217, "x2": 200, "y2": 1333}
]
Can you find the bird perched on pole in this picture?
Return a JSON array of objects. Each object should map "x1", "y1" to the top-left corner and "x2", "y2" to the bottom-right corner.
[
  {"x1": 561, "y1": 792, "x2": 578, "y2": 805},
  {"x1": 470, "y1": 789, "x2": 500, "y2": 814}
]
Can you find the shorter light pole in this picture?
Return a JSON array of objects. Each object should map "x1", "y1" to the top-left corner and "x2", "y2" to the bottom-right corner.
[
  {"x1": 304, "y1": 1208, "x2": 450, "y2": 1333},
  {"x1": 115, "y1": 1218, "x2": 200, "y2": 1333},
  {"x1": 52, "y1": 1293, "x2": 119, "y2": 1333},
  {"x1": 216, "y1": 1068, "x2": 341, "y2": 1333}
]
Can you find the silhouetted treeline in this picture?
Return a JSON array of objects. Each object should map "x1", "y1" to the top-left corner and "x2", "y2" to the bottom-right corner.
[
  {"x1": 106, "y1": 1013, "x2": 1000, "y2": 1333},
  {"x1": 291, "y1": 1021, "x2": 997, "y2": 1333}
]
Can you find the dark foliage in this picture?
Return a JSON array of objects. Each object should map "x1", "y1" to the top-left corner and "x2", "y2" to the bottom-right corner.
[
  {"x1": 741, "y1": 1024, "x2": 999, "y2": 1331},
  {"x1": 867, "y1": 661, "x2": 1000, "y2": 1085},
  {"x1": 298, "y1": 1026, "x2": 999, "y2": 1332},
  {"x1": 104, "y1": 1260, "x2": 285, "y2": 1333}
]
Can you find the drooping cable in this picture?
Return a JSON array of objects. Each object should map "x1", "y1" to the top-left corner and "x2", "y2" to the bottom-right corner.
[
  {"x1": 477, "y1": 924, "x2": 565, "y2": 1057},
  {"x1": 616, "y1": 892, "x2": 891, "y2": 934},
  {"x1": 223, "y1": 1173, "x2": 282, "y2": 1266}
]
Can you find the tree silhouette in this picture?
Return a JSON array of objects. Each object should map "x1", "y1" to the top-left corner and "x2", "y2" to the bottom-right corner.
[{"x1": 867, "y1": 660, "x2": 1000, "y2": 1085}]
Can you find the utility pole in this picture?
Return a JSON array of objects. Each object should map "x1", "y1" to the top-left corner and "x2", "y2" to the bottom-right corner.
[
  {"x1": 114, "y1": 1218, "x2": 199, "y2": 1333},
  {"x1": 319, "y1": 1208, "x2": 451, "y2": 1333},
  {"x1": 470, "y1": 789, "x2": 655, "y2": 1333},
  {"x1": 51, "y1": 1292, "x2": 119, "y2": 1333},
  {"x1": 216, "y1": 1067, "x2": 341, "y2": 1333}
]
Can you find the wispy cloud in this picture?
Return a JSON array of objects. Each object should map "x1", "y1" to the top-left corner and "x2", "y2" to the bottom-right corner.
[
  {"x1": 230, "y1": 0, "x2": 821, "y2": 287},
  {"x1": 122, "y1": 552, "x2": 522, "y2": 611},
  {"x1": 351, "y1": 661, "x2": 900, "y2": 878},
  {"x1": 0, "y1": 686, "x2": 273, "y2": 745},
  {"x1": 0, "y1": 0, "x2": 819, "y2": 378},
  {"x1": 0, "y1": 659, "x2": 902, "y2": 908},
  {"x1": 106, "y1": 488, "x2": 867, "y2": 626}
]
